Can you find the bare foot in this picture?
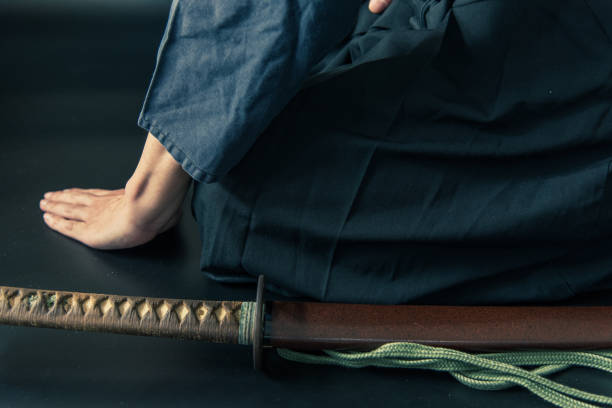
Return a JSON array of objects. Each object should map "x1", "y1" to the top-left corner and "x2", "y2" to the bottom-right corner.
[{"x1": 40, "y1": 133, "x2": 191, "y2": 250}]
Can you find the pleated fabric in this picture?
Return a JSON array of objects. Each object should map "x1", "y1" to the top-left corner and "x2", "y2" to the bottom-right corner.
[{"x1": 193, "y1": 0, "x2": 612, "y2": 304}]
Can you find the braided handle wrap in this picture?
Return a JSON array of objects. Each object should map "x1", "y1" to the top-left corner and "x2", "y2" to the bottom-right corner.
[{"x1": 0, "y1": 286, "x2": 247, "y2": 344}]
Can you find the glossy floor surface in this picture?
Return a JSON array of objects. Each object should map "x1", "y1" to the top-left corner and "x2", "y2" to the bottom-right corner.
[{"x1": 0, "y1": 1, "x2": 610, "y2": 406}]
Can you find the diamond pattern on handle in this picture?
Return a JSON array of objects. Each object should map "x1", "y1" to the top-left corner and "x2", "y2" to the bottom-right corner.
[
  {"x1": 0, "y1": 286, "x2": 243, "y2": 345},
  {"x1": 24, "y1": 292, "x2": 40, "y2": 311},
  {"x1": 117, "y1": 299, "x2": 132, "y2": 317},
  {"x1": 97, "y1": 298, "x2": 113, "y2": 317},
  {"x1": 8, "y1": 291, "x2": 22, "y2": 310},
  {"x1": 174, "y1": 303, "x2": 190, "y2": 324},
  {"x1": 136, "y1": 301, "x2": 151, "y2": 320},
  {"x1": 155, "y1": 302, "x2": 171, "y2": 321},
  {"x1": 61, "y1": 295, "x2": 75, "y2": 314},
  {"x1": 194, "y1": 303, "x2": 211, "y2": 322}
]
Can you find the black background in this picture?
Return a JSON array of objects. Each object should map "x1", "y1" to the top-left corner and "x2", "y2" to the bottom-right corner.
[{"x1": 0, "y1": 1, "x2": 609, "y2": 406}]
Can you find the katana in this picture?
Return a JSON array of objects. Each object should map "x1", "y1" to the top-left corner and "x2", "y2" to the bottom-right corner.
[{"x1": 1, "y1": 275, "x2": 612, "y2": 371}]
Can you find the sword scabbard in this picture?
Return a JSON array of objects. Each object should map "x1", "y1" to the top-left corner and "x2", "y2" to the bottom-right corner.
[
  {"x1": 264, "y1": 301, "x2": 612, "y2": 351},
  {"x1": 3, "y1": 279, "x2": 612, "y2": 357}
]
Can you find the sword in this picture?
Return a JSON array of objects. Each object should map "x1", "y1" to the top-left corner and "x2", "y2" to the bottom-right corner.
[{"x1": 1, "y1": 275, "x2": 612, "y2": 371}]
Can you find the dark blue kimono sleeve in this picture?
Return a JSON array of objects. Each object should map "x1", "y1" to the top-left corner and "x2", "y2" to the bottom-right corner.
[{"x1": 138, "y1": 0, "x2": 362, "y2": 183}]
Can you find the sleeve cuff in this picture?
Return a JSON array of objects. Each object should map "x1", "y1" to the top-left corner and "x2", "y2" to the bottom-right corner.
[{"x1": 138, "y1": 117, "x2": 218, "y2": 184}]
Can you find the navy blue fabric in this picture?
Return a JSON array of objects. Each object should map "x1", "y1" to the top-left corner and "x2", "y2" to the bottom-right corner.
[
  {"x1": 138, "y1": 0, "x2": 361, "y2": 182},
  {"x1": 192, "y1": 0, "x2": 612, "y2": 304}
]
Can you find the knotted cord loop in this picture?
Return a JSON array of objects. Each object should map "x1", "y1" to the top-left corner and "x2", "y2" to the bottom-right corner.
[{"x1": 278, "y1": 343, "x2": 612, "y2": 408}]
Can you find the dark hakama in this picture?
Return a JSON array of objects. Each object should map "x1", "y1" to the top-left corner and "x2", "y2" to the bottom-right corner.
[{"x1": 144, "y1": 1, "x2": 612, "y2": 304}]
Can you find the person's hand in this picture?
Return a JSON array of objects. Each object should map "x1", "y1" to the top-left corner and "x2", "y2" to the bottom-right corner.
[
  {"x1": 40, "y1": 187, "x2": 182, "y2": 250},
  {"x1": 369, "y1": 0, "x2": 392, "y2": 14},
  {"x1": 40, "y1": 133, "x2": 191, "y2": 250}
]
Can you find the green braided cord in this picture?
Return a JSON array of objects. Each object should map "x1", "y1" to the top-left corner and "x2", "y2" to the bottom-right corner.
[
  {"x1": 451, "y1": 364, "x2": 569, "y2": 390},
  {"x1": 277, "y1": 343, "x2": 612, "y2": 408}
]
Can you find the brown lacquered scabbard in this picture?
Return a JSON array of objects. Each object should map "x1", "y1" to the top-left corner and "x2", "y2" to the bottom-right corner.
[
  {"x1": 3, "y1": 277, "x2": 612, "y2": 361},
  {"x1": 264, "y1": 301, "x2": 612, "y2": 351}
]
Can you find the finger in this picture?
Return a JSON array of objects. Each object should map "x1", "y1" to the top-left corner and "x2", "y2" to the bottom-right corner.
[
  {"x1": 43, "y1": 213, "x2": 85, "y2": 241},
  {"x1": 50, "y1": 188, "x2": 113, "y2": 195},
  {"x1": 44, "y1": 188, "x2": 123, "y2": 201},
  {"x1": 81, "y1": 188, "x2": 124, "y2": 196},
  {"x1": 40, "y1": 200, "x2": 89, "y2": 221},
  {"x1": 369, "y1": 0, "x2": 392, "y2": 14},
  {"x1": 44, "y1": 189, "x2": 94, "y2": 205}
]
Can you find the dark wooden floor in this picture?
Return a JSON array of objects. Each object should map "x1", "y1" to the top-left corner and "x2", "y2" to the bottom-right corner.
[{"x1": 0, "y1": 2, "x2": 609, "y2": 406}]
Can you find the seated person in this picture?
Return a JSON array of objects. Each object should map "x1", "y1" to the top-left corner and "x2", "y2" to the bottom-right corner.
[{"x1": 40, "y1": 0, "x2": 612, "y2": 305}]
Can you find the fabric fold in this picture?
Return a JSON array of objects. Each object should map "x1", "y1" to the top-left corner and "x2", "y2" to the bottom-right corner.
[
  {"x1": 193, "y1": 0, "x2": 612, "y2": 304},
  {"x1": 138, "y1": 0, "x2": 362, "y2": 183}
]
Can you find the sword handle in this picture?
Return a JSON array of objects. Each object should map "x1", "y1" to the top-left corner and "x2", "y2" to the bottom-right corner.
[{"x1": 0, "y1": 286, "x2": 243, "y2": 344}]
